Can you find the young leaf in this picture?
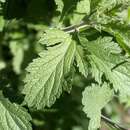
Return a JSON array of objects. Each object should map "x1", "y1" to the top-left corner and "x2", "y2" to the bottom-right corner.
[
  {"x1": 23, "y1": 29, "x2": 76, "y2": 109},
  {"x1": 0, "y1": 93, "x2": 32, "y2": 130},
  {"x1": 82, "y1": 83, "x2": 113, "y2": 130},
  {"x1": 80, "y1": 37, "x2": 130, "y2": 101}
]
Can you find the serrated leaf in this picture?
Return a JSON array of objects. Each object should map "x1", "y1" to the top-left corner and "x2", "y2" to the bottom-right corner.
[
  {"x1": 23, "y1": 29, "x2": 76, "y2": 109},
  {"x1": 0, "y1": 93, "x2": 32, "y2": 130},
  {"x1": 55, "y1": 0, "x2": 64, "y2": 13},
  {"x1": 75, "y1": 45, "x2": 88, "y2": 77},
  {"x1": 82, "y1": 83, "x2": 113, "y2": 130},
  {"x1": 80, "y1": 37, "x2": 130, "y2": 102},
  {"x1": 71, "y1": 0, "x2": 90, "y2": 24}
]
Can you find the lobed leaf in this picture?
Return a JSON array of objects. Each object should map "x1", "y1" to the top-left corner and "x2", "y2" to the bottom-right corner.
[{"x1": 80, "y1": 36, "x2": 130, "y2": 102}]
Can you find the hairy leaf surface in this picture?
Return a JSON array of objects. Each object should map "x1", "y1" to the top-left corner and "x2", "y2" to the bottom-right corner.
[
  {"x1": 82, "y1": 83, "x2": 113, "y2": 130},
  {"x1": 81, "y1": 37, "x2": 130, "y2": 101},
  {"x1": 0, "y1": 94, "x2": 32, "y2": 130},
  {"x1": 23, "y1": 29, "x2": 76, "y2": 109}
]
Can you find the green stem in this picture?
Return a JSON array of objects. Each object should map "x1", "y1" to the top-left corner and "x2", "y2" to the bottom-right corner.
[{"x1": 62, "y1": 21, "x2": 91, "y2": 33}]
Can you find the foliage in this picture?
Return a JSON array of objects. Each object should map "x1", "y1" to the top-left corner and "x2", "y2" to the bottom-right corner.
[
  {"x1": 82, "y1": 83, "x2": 113, "y2": 130},
  {"x1": 0, "y1": 0, "x2": 130, "y2": 130}
]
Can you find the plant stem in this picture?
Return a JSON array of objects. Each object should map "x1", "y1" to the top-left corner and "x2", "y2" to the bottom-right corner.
[
  {"x1": 62, "y1": 10, "x2": 97, "y2": 33},
  {"x1": 62, "y1": 21, "x2": 90, "y2": 33},
  {"x1": 101, "y1": 115, "x2": 129, "y2": 130}
]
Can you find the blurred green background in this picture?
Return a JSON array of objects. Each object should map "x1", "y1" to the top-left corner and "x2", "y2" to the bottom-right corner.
[{"x1": 0, "y1": 0, "x2": 130, "y2": 130}]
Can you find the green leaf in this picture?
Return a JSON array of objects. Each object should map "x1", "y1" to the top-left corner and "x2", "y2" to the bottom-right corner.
[
  {"x1": 55, "y1": 0, "x2": 64, "y2": 13},
  {"x1": 0, "y1": 93, "x2": 32, "y2": 130},
  {"x1": 71, "y1": 0, "x2": 90, "y2": 24},
  {"x1": 82, "y1": 83, "x2": 113, "y2": 130},
  {"x1": 23, "y1": 29, "x2": 76, "y2": 109},
  {"x1": 75, "y1": 45, "x2": 88, "y2": 77},
  {"x1": 80, "y1": 37, "x2": 130, "y2": 102}
]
